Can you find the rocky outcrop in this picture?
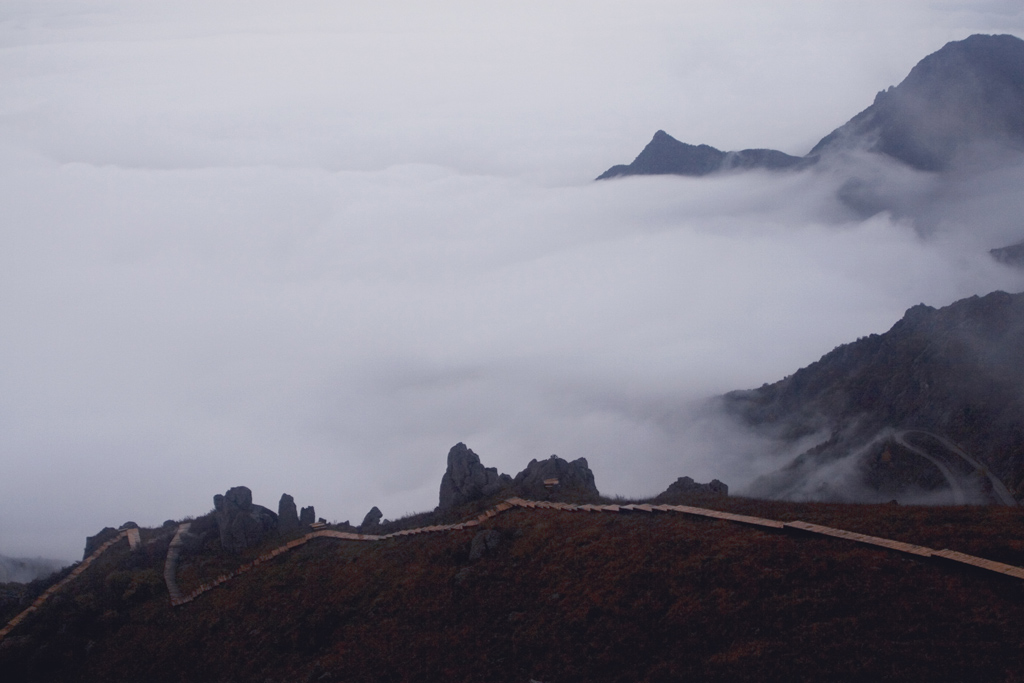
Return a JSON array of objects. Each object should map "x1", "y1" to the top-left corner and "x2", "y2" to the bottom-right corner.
[
  {"x1": 511, "y1": 455, "x2": 600, "y2": 501},
  {"x1": 360, "y1": 506, "x2": 383, "y2": 531},
  {"x1": 468, "y1": 530, "x2": 502, "y2": 561},
  {"x1": 438, "y1": 443, "x2": 513, "y2": 510},
  {"x1": 299, "y1": 506, "x2": 315, "y2": 527},
  {"x1": 213, "y1": 486, "x2": 279, "y2": 552},
  {"x1": 278, "y1": 494, "x2": 300, "y2": 532},
  {"x1": 653, "y1": 477, "x2": 728, "y2": 503}
]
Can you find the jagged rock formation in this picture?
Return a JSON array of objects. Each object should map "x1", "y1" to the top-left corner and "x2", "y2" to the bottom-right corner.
[
  {"x1": 510, "y1": 455, "x2": 600, "y2": 501},
  {"x1": 724, "y1": 290, "x2": 1024, "y2": 501},
  {"x1": 436, "y1": 444, "x2": 603, "y2": 507},
  {"x1": 299, "y1": 506, "x2": 315, "y2": 527},
  {"x1": 438, "y1": 443, "x2": 513, "y2": 510},
  {"x1": 599, "y1": 34, "x2": 1024, "y2": 179},
  {"x1": 597, "y1": 130, "x2": 807, "y2": 179},
  {"x1": 213, "y1": 486, "x2": 279, "y2": 552},
  {"x1": 278, "y1": 494, "x2": 300, "y2": 532},
  {"x1": 653, "y1": 477, "x2": 728, "y2": 503},
  {"x1": 360, "y1": 506, "x2": 383, "y2": 531}
]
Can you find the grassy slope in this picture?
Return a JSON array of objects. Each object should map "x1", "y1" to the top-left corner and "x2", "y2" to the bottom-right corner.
[{"x1": 3, "y1": 497, "x2": 1024, "y2": 682}]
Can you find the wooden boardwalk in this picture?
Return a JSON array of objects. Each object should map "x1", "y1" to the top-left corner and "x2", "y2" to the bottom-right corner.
[
  {"x1": 6, "y1": 498, "x2": 1024, "y2": 643},
  {"x1": 0, "y1": 529, "x2": 135, "y2": 642},
  {"x1": 164, "y1": 497, "x2": 1024, "y2": 607}
]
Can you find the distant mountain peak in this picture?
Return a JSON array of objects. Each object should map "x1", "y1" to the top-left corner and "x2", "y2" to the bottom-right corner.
[
  {"x1": 596, "y1": 130, "x2": 807, "y2": 180},
  {"x1": 599, "y1": 33, "x2": 1024, "y2": 179},
  {"x1": 811, "y1": 33, "x2": 1024, "y2": 170}
]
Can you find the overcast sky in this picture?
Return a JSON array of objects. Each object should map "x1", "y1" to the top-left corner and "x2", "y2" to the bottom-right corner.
[{"x1": 2, "y1": 1, "x2": 1024, "y2": 561}]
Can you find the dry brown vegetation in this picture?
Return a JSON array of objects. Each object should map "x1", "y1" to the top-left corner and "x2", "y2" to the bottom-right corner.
[{"x1": 4, "y1": 495, "x2": 1024, "y2": 682}]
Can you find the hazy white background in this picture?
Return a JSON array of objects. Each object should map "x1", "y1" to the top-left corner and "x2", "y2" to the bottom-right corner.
[{"x1": 2, "y1": 0, "x2": 1023, "y2": 560}]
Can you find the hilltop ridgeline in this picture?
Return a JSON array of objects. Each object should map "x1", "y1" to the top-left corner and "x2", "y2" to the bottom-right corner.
[
  {"x1": 6, "y1": 488, "x2": 1024, "y2": 681},
  {"x1": 146, "y1": 447, "x2": 725, "y2": 557},
  {"x1": 439, "y1": 444, "x2": 605, "y2": 510},
  {"x1": 598, "y1": 34, "x2": 1024, "y2": 179}
]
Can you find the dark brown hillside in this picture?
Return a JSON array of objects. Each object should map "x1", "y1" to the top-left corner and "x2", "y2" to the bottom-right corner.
[{"x1": 5, "y1": 496, "x2": 1024, "y2": 682}]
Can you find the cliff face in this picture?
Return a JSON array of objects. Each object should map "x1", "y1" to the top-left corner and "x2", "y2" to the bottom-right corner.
[
  {"x1": 724, "y1": 290, "x2": 1024, "y2": 500},
  {"x1": 599, "y1": 34, "x2": 1024, "y2": 179}
]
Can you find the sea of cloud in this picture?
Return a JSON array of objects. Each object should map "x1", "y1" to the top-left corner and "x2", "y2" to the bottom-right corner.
[{"x1": 1, "y1": 1, "x2": 1023, "y2": 560}]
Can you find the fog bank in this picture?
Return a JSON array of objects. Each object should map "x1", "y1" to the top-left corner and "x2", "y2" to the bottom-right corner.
[{"x1": 1, "y1": 1, "x2": 1023, "y2": 559}]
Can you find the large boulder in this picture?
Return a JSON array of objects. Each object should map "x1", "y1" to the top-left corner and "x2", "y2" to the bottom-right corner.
[
  {"x1": 278, "y1": 494, "x2": 300, "y2": 532},
  {"x1": 213, "y1": 486, "x2": 279, "y2": 552},
  {"x1": 299, "y1": 506, "x2": 316, "y2": 527},
  {"x1": 653, "y1": 477, "x2": 729, "y2": 503},
  {"x1": 511, "y1": 455, "x2": 600, "y2": 501},
  {"x1": 360, "y1": 506, "x2": 383, "y2": 531},
  {"x1": 468, "y1": 529, "x2": 502, "y2": 561},
  {"x1": 438, "y1": 443, "x2": 513, "y2": 510}
]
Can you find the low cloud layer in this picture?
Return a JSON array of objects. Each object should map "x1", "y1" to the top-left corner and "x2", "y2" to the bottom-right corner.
[{"x1": 2, "y1": 1, "x2": 1023, "y2": 560}]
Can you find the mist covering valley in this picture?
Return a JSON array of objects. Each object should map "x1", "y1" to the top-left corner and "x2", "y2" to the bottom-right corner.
[{"x1": 2, "y1": 2, "x2": 1024, "y2": 564}]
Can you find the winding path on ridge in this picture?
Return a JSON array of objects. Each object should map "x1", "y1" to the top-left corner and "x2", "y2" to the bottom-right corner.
[
  {"x1": 6, "y1": 494, "x2": 1024, "y2": 644},
  {"x1": 893, "y1": 430, "x2": 1017, "y2": 506}
]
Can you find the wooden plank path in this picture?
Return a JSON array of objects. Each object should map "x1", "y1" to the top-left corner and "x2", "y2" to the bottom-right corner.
[
  {"x1": 0, "y1": 528, "x2": 135, "y2": 643},
  {"x1": 163, "y1": 523, "x2": 192, "y2": 604},
  {"x1": 7, "y1": 497, "x2": 1024, "y2": 643},
  {"x1": 162, "y1": 497, "x2": 1024, "y2": 607}
]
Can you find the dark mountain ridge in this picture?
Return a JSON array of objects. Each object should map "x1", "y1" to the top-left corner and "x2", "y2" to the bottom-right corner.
[
  {"x1": 725, "y1": 290, "x2": 1024, "y2": 502},
  {"x1": 599, "y1": 34, "x2": 1024, "y2": 179},
  {"x1": 596, "y1": 130, "x2": 808, "y2": 179}
]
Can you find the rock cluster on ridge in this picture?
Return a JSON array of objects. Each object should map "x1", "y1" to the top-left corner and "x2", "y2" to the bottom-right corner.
[
  {"x1": 278, "y1": 494, "x2": 300, "y2": 532},
  {"x1": 437, "y1": 444, "x2": 602, "y2": 509},
  {"x1": 653, "y1": 477, "x2": 729, "y2": 502},
  {"x1": 511, "y1": 454, "x2": 600, "y2": 501},
  {"x1": 213, "y1": 486, "x2": 279, "y2": 552},
  {"x1": 438, "y1": 443, "x2": 513, "y2": 510}
]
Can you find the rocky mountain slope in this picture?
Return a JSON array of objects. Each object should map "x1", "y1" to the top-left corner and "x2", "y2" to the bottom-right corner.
[
  {"x1": 724, "y1": 290, "x2": 1024, "y2": 503},
  {"x1": 598, "y1": 34, "x2": 1024, "y2": 179}
]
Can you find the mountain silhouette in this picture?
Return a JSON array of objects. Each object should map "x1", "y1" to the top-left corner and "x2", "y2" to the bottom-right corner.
[{"x1": 599, "y1": 34, "x2": 1024, "y2": 179}]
